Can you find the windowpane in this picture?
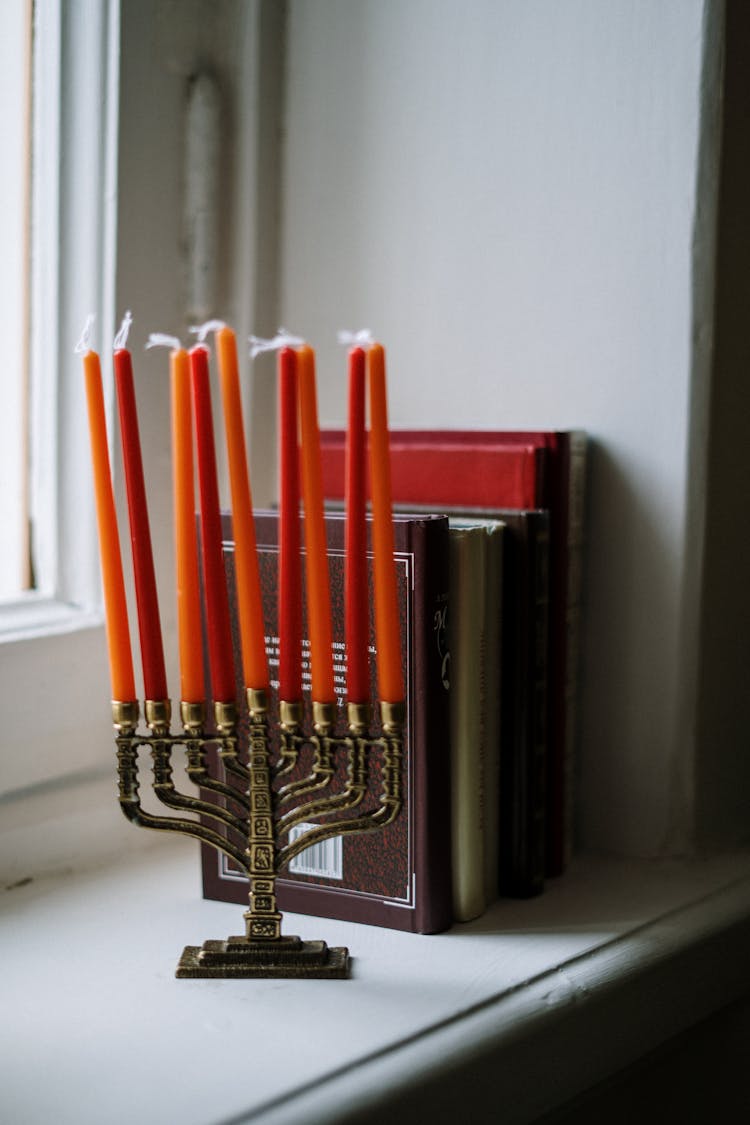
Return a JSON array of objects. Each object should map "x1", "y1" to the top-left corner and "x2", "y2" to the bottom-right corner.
[{"x1": 0, "y1": 0, "x2": 32, "y2": 599}]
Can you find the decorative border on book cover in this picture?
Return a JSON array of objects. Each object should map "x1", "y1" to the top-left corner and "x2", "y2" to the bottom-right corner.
[{"x1": 207, "y1": 534, "x2": 417, "y2": 914}]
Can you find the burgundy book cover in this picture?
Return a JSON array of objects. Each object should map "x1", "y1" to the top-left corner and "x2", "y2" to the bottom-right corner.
[
  {"x1": 320, "y1": 428, "x2": 586, "y2": 877},
  {"x1": 200, "y1": 509, "x2": 453, "y2": 934}
]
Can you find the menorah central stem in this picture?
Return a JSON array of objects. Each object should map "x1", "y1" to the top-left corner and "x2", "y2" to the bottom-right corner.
[{"x1": 244, "y1": 688, "x2": 282, "y2": 941}]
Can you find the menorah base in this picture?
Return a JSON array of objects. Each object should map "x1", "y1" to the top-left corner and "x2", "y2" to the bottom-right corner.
[{"x1": 175, "y1": 934, "x2": 351, "y2": 979}]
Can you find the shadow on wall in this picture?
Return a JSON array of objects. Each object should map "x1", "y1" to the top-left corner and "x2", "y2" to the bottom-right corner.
[{"x1": 577, "y1": 438, "x2": 685, "y2": 858}]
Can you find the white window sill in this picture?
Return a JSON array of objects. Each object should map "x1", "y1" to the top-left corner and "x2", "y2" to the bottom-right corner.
[
  {"x1": 0, "y1": 592, "x2": 102, "y2": 644},
  {"x1": 2, "y1": 773, "x2": 750, "y2": 1125}
]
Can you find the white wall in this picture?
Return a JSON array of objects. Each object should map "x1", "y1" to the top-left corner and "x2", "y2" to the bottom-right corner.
[
  {"x1": 279, "y1": 0, "x2": 718, "y2": 856},
  {"x1": 114, "y1": 0, "x2": 281, "y2": 681},
  {"x1": 6, "y1": 1, "x2": 727, "y2": 863}
]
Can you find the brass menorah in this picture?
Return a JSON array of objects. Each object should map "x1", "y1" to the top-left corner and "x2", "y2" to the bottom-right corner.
[{"x1": 112, "y1": 690, "x2": 404, "y2": 978}]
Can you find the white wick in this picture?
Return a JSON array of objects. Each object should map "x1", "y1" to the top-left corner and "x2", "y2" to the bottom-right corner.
[
  {"x1": 337, "y1": 329, "x2": 374, "y2": 349},
  {"x1": 113, "y1": 310, "x2": 133, "y2": 351},
  {"x1": 248, "y1": 327, "x2": 305, "y2": 360},
  {"x1": 146, "y1": 333, "x2": 183, "y2": 351},
  {"x1": 74, "y1": 313, "x2": 95, "y2": 354},
  {"x1": 189, "y1": 319, "x2": 226, "y2": 344}
]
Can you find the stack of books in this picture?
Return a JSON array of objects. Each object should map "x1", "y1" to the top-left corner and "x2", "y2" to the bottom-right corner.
[{"x1": 201, "y1": 429, "x2": 587, "y2": 932}]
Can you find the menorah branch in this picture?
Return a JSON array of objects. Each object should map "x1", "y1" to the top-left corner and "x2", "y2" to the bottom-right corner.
[
  {"x1": 275, "y1": 737, "x2": 368, "y2": 837},
  {"x1": 275, "y1": 700, "x2": 337, "y2": 806},
  {"x1": 116, "y1": 740, "x2": 250, "y2": 872},
  {"x1": 184, "y1": 745, "x2": 249, "y2": 810},
  {"x1": 276, "y1": 727, "x2": 403, "y2": 868},
  {"x1": 146, "y1": 740, "x2": 248, "y2": 835}
]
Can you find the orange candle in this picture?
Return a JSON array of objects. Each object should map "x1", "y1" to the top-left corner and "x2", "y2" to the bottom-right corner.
[
  {"x1": 297, "y1": 345, "x2": 335, "y2": 704},
  {"x1": 170, "y1": 346, "x2": 205, "y2": 703},
  {"x1": 368, "y1": 343, "x2": 404, "y2": 704},
  {"x1": 216, "y1": 325, "x2": 269, "y2": 693},
  {"x1": 83, "y1": 348, "x2": 136, "y2": 703}
]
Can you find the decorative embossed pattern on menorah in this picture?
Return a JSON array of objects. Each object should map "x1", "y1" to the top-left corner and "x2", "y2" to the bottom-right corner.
[{"x1": 112, "y1": 690, "x2": 404, "y2": 978}]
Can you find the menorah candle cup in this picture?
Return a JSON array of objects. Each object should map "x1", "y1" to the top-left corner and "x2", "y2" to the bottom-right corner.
[
  {"x1": 112, "y1": 700, "x2": 140, "y2": 736},
  {"x1": 213, "y1": 700, "x2": 237, "y2": 738},
  {"x1": 312, "y1": 700, "x2": 336, "y2": 736},
  {"x1": 246, "y1": 687, "x2": 270, "y2": 720},
  {"x1": 380, "y1": 700, "x2": 406, "y2": 736},
  {"x1": 145, "y1": 698, "x2": 172, "y2": 736},
  {"x1": 347, "y1": 701, "x2": 371, "y2": 737},
  {"x1": 180, "y1": 700, "x2": 205, "y2": 737},
  {"x1": 279, "y1": 699, "x2": 303, "y2": 733}
]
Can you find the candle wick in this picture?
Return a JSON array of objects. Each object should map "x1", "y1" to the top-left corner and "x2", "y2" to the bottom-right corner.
[
  {"x1": 189, "y1": 319, "x2": 226, "y2": 344},
  {"x1": 337, "y1": 329, "x2": 374, "y2": 349},
  {"x1": 113, "y1": 310, "x2": 133, "y2": 351},
  {"x1": 248, "y1": 327, "x2": 305, "y2": 360},
  {"x1": 146, "y1": 333, "x2": 183, "y2": 351},
  {"x1": 74, "y1": 313, "x2": 95, "y2": 355}
]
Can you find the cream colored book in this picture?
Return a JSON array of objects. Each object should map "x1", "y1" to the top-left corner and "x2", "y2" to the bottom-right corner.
[{"x1": 448, "y1": 523, "x2": 488, "y2": 922}]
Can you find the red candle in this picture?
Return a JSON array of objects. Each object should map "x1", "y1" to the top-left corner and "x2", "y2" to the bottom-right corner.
[
  {"x1": 278, "y1": 347, "x2": 302, "y2": 703},
  {"x1": 216, "y1": 326, "x2": 269, "y2": 693},
  {"x1": 297, "y1": 345, "x2": 335, "y2": 704},
  {"x1": 170, "y1": 347, "x2": 205, "y2": 704},
  {"x1": 368, "y1": 343, "x2": 405, "y2": 704},
  {"x1": 83, "y1": 348, "x2": 136, "y2": 703},
  {"x1": 344, "y1": 347, "x2": 369, "y2": 704},
  {"x1": 190, "y1": 344, "x2": 236, "y2": 703},
  {"x1": 114, "y1": 346, "x2": 168, "y2": 701}
]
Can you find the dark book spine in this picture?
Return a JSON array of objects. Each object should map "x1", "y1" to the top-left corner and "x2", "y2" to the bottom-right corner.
[
  {"x1": 409, "y1": 516, "x2": 452, "y2": 933},
  {"x1": 498, "y1": 512, "x2": 550, "y2": 898},
  {"x1": 542, "y1": 432, "x2": 588, "y2": 876},
  {"x1": 531, "y1": 519, "x2": 551, "y2": 892},
  {"x1": 542, "y1": 434, "x2": 566, "y2": 879},
  {"x1": 560, "y1": 432, "x2": 587, "y2": 872}
]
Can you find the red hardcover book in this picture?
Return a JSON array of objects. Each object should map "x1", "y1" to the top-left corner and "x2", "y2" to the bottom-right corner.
[
  {"x1": 200, "y1": 509, "x2": 453, "y2": 934},
  {"x1": 320, "y1": 435, "x2": 546, "y2": 511},
  {"x1": 320, "y1": 428, "x2": 586, "y2": 878}
]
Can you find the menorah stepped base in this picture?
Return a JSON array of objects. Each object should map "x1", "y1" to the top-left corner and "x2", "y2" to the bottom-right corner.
[{"x1": 176, "y1": 934, "x2": 351, "y2": 979}]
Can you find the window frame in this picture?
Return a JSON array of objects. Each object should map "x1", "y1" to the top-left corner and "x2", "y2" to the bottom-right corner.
[
  {"x1": 29, "y1": 0, "x2": 120, "y2": 619},
  {"x1": 0, "y1": 0, "x2": 270, "y2": 800},
  {"x1": 0, "y1": 0, "x2": 121, "y2": 797}
]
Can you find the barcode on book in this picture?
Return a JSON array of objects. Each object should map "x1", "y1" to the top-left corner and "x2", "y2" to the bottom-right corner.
[{"x1": 288, "y1": 823, "x2": 343, "y2": 880}]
